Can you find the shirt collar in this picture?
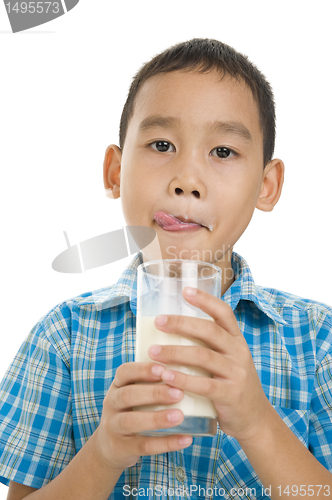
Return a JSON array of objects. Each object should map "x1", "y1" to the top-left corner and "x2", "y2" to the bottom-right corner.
[
  {"x1": 222, "y1": 252, "x2": 287, "y2": 325},
  {"x1": 77, "y1": 251, "x2": 287, "y2": 325},
  {"x1": 77, "y1": 252, "x2": 142, "y2": 312}
]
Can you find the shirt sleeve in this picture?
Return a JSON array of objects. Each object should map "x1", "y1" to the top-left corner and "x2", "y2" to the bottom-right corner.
[
  {"x1": 308, "y1": 311, "x2": 332, "y2": 472},
  {"x1": 0, "y1": 318, "x2": 75, "y2": 489}
]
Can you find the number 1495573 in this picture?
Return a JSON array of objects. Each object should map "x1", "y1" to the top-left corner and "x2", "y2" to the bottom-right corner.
[
  {"x1": 277, "y1": 485, "x2": 330, "y2": 497},
  {"x1": 5, "y1": 2, "x2": 60, "y2": 14}
]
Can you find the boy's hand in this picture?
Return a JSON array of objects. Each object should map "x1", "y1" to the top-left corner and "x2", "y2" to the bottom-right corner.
[
  {"x1": 149, "y1": 286, "x2": 272, "y2": 444},
  {"x1": 95, "y1": 361, "x2": 192, "y2": 472}
]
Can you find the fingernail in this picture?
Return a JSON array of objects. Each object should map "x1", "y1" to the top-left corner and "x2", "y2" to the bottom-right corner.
[
  {"x1": 168, "y1": 409, "x2": 182, "y2": 422},
  {"x1": 156, "y1": 315, "x2": 168, "y2": 326},
  {"x1": 179, "y1": 436, "x2": 192, "y2": 446},
  {"x1": 184, "y1": 286, "x2": 197, "y2": 297},
  {"x1": 149, "y1": 345, "x2": 161, "y2": 356},
  {"x1": 162, "y1": 370, "x2": 174, "y2": 382},
  {"x1": 151, "y1": 364, "x2": 165, "y2": 377},
  {"x1": 169, "y1": 388, "x2": 182, "y2": 399}
]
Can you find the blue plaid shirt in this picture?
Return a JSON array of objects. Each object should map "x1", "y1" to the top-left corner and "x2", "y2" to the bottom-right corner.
[{"x1": 0, "y1": 252, "x2": 332, "y2": 499}]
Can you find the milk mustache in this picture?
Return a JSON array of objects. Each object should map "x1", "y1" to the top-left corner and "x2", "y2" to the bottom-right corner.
[{"x1": 135, "y1": 315, "x2": 217, "y2": 418}]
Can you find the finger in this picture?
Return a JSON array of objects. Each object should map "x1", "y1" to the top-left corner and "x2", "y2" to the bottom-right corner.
[
  {"x1": 132, "y1": 434, "x2": 193, "y2": 455},
  {"x1": 182, "y1": 287, "x2": 241, "y2": 336},
  {"x1": 154, "y1": 314, "x2": 228, "y2": 352},
  {"x1": 148, "y1": 344, "x2": 233, "y2": 378},
  {"x1": 160, "y1": 369, "x2": 224, "y2": 404},
  {"x1": 112, "y1": 383, "x2": 184, "y2": 410},
  {"x1": 113, "y1": 408, "x2": 186, "y2": 435},
  {"x1": 112, "y1": 362, "x2": 166, "y2": 389}
]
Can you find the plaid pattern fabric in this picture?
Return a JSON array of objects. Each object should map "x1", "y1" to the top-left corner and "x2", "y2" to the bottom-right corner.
[{"x1": 0, "y1": 252, "x2": 332, "y2": 499}]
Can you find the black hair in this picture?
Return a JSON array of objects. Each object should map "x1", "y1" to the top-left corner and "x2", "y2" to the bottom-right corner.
[{"x1": 119, "y1": 38, "x2": 276, "y2": 166}]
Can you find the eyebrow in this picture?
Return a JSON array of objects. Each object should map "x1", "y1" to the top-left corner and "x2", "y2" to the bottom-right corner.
[
  {"x1": 138, "y1": 115, "x2": 180, "y2": 132},
  {"x1": 138, "y1": 115, "x2": 252, "y2": 142},
  {"x1": 209, "y1": 121, "x2": 252, "y2": 142}
]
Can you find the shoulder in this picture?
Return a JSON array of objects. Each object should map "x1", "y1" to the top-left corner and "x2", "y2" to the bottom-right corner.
[
  {"x1": 258, "y1": 286, "x2": 332, "y2": 320},
  {"x1": 29, "y1": 284, "x2": 118, "y2": 367},
  {"x1": 233, "y1": 252, "x2": 332, "y2": 328},
  {"x1": 258, "y1": 286, "x2": 332, "y2": 360}
]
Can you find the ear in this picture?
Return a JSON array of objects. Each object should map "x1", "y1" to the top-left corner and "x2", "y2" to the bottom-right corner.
[
  {"x1": 103, "y1": 145, "x2": 122, "y2": 199},
  {"x1": 256, "y1": 158, "x2": 285, "y2": 212}
]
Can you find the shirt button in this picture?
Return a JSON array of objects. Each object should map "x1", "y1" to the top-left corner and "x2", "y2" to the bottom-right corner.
[{"x1": 175, "y1": 466, "x2": 185, "y2": 483}]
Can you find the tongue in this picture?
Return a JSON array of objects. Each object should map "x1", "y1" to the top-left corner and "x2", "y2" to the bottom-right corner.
[{"x1": 154, "y1": 212, "x2": 201, "y2": 231}]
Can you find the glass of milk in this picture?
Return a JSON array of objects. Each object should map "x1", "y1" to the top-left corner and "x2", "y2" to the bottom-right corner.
[{"x1": 134, "y1": 259, "x2": 221, "y2": 437}]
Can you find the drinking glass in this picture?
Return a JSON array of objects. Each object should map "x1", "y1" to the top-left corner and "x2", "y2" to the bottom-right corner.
[{"x1": 134, "y1": 259, "x2": 221, "y2": 436}]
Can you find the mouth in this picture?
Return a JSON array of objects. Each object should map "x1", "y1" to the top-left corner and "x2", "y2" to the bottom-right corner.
[{"x1": 154, "y1": 211, "x2": 212, "y2": 232}]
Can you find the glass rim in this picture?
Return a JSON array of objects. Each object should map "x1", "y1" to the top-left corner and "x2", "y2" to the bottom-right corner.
[{"x1": 137, "y1": 258, "x2": 221, "y2": 279}]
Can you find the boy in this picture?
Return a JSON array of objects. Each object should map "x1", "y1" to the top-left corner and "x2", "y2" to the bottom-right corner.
[{"x1": 1, "y1": 38, "x2": 332, "y2": 500}]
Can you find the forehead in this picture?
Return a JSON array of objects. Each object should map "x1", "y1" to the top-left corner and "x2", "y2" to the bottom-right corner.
[{"x1": 129, "y1": 70, "x2": 262, "y2": 141}]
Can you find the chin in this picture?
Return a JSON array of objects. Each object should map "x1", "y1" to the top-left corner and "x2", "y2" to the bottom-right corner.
[
  {"x1": 143, "y1": 224, "x2": 230, "y2": 263},
  {"x1": 160, "y1": 244, "x2": 211, "y2": 262},
  {"x1": 162, "y1": 240, "x2": 234, "y2": 263}
]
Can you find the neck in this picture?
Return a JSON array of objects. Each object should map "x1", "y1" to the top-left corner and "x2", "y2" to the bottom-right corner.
[
  {"x1": 141, "y1": 243, "x2": 236, "y2": 298},
  {"x1": 213, "y1": 247, "x2": 236, "y2": 297}
]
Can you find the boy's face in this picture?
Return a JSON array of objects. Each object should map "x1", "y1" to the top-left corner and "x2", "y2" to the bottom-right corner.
[{"x1": 106, "y1": 70, "x2": 282, "y2": 272}]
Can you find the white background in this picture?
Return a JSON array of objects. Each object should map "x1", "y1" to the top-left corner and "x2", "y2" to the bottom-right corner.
[{"x1": 0, "y1": 0, "x2": 331, "y2": 496}]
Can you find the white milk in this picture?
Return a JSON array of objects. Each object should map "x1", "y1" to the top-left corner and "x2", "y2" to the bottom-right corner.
[{"x1": 135, "y1": 315, "x2": 217, "y2": 418}]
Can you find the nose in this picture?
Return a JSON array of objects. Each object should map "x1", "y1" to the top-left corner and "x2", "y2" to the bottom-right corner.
[
  {"x1": 169, "y1": 157, "x2": 207, "y2": 200},
  {"x1": 174, "y1": 186, "x2": 200, "y2": 198}
]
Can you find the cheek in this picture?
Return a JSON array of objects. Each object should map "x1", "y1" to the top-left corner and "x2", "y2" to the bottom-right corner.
[
  {"x1": 120, "y1": 168, "x2": 156, "y2": 224},
  {"x1": 217, "y1": 176, "x2": 261, "y2": 233},
  {"x1": 229, "y1": 171, "x2": 262, "y2": 208}
]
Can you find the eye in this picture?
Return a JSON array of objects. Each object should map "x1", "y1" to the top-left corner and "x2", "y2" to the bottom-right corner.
[
  {"x1": 210, "y1": 147, "x2": 236, "y2": 159},
  {"x1": 150, "y1": 141, "x2": 176, "y2": 153}
]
